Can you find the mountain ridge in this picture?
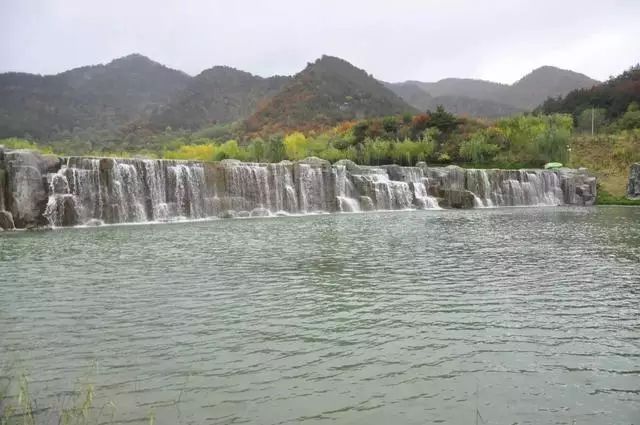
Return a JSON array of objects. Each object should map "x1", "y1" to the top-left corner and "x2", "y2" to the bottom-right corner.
[
  {"x1": 387, "y1": 66, "x2": 599, "y2": 117},
  {"x1": 0, "y1": 54, "x2": 601, "y2": 140},
  {"x1": 244, "y1": 55, "x2": 415, "y2": 133}
]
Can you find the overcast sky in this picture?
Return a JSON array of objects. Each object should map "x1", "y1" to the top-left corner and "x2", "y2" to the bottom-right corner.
[{"x1": 1, "y1": 0, "x2": 639, "y2": 84}]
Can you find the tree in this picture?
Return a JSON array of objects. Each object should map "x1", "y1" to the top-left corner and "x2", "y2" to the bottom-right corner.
[
  {"x1": 411, "y1": 113, "x2": 430, "y2": 137},
  {"x1": 352, "y1": 121, "x2": 369, "y2": 143},
  {"x1": 382, "y1": 116, "x2": 398, "y2": 135},
  {"x1": 247, "y1": 138, "x2": 265, "y2": 162},
  {"x1": 366, "y1": 138, "x2": 392, "y2": 165},
  {"x1": 213, "y1": 140, "x2": 242, "y2": 161},
  {"x1": 459, "y1": 132, "x2": 499, "y2": 164},
  {"x1": 429, "y1": 105, "x2": 458, "y2": 132},
  {"x1": 618, "y1": 102, "x2": 640, "y2": 130},
  {"x1": 576, "y1": 108, "x2": 606, "y2": 134},
  {"x1": 283, "y1": 132, "x2": 308, "y2": 160},
  {"x1": 534, "y1": 115, "x2": 572, "y2": 163},
  {"x1": 264, "y1": 135, "x2": 285, "y2": 162}
]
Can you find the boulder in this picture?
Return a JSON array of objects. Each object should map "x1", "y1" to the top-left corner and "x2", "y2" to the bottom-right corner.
[
  {"x1": 627, "y1": 163, "x2": 640, "y2": 199},
  {"x1": 556, "y1": 168, "x2": 597, "y2": 206},
  {"x1": 0, "y1": 210, "x2": 15, "y2": 230},
  {"x1": 219, "y1": 210, "x2": 237, "y2": 219},
  {"x1": 436, "y1": 188, "x2": 476, "y2": 209},
  {"x1": 250, "y1": 207, "x2": 270, "y2": 217},
  {"x1": 45, "y1": 194, "x2": 79, "y2": 227},
  {"x1": 3, "y1": 150, "x2": 59, "y2": 227},
  {"x1": 359, "y1": 196, "x2": 374, "y2": 211},
  {"x1": 50, "y1": 173, "x2": 70, "y2": 194}
]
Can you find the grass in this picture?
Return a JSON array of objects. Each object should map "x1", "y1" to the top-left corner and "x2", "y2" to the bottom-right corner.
[
  {"x1": 596, "y1": 186, "x2": 640, "y2": 205},
  {"x1": 0, "y1": 361, "x2": 187, "y2": 425},
  {"x1": 0, "y1": 138, "x2": 53, "y2": 155},
  {"x1": 1, "y1": 372, "x2": 105, "y2": 425},
  {"x1": 570, "y1": 132, "x2": 639, "y2": 197}
]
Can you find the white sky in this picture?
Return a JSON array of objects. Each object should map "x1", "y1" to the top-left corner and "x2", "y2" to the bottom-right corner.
[{"x1": 1, "y1": 0, "x2": 639, "y2": 83}]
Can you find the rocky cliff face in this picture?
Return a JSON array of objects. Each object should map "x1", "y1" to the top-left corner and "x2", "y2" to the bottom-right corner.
[
  {"x1": 627, "y1": 163, "x2": 640, "y2": 199},
  {"x1": 0, "y1": 146, "x2": 62, "y2": 229},
  {"x1": 0, "y1": 148, "x2": 597, "y2": 230}
]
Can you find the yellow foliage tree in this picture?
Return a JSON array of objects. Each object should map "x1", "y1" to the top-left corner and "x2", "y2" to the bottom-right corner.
[{"x1": 283, "y1": 132, "x2": 308, "y2": 160}]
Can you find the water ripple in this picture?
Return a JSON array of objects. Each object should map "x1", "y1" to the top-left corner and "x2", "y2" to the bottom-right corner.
[{"x1": 1, "y1": 206, "x2": 639, "y2": 424}]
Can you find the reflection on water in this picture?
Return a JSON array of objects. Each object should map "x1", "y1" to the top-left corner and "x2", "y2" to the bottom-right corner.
[{"x1": 1, "y1": 206, "x2": 639, "y2": 424}]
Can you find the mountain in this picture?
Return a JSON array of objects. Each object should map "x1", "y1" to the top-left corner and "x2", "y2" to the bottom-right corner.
[
  {"x1": 0, "y1": 54, "x2": 190, "y2": 139},
  {"x1": 0, "y1": 55, "x2": 602, "y2": 141},
  {"x1": 511, "y1": 66, "x2": 599, "y2": 108},
  {"x1": 387, "y1": 66, "x2": 599, "y2": 118},
  {"x1": 384, "y1": 81, "x2": 523, "y2": 117},
  {"x1": 245, "y1": 55, "x2": 416, "y2": 133},
  {"x1": 427, "y1": 95, "x2": 524, "y2": 117},
  {"x1": 148, "y1": 67, "x2": 290, "y2": 131},
  {"x1": 539, "y1": 64, "x2": 640, "y2": 120}
]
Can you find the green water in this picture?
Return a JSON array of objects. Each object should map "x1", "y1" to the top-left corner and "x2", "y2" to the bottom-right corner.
[{"x1": 1, "y1": 207, "x2": 639, "y2": 424}]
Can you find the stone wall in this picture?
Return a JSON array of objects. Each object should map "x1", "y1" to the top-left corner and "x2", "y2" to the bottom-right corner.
[{"x1": 627, "y1": 163, "x2": 640, "y2": 199}]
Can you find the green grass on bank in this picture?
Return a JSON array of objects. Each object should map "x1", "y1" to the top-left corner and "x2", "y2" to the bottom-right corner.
[{"x1": 596, "y1": 186, "x2": 640, "y2": 205}]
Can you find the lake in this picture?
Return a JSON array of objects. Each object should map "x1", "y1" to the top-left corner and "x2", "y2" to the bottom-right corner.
[{"x1": 1, "y1": 207, "x2": 639, "y2": 424}]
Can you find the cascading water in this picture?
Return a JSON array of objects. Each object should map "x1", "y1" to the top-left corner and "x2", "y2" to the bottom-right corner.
[
  {"x1": 465, "y1": 169, "x2": 494, "y2": 208},
  {"x1": 40, "y1": 157, "x2": 595, "y2": 227},
  {"x1": 44, "y1": 158, "x2": 212, "y2": 226},
  {"x1": 333, "y1": 164, "x2": 360, "y2": 212}
]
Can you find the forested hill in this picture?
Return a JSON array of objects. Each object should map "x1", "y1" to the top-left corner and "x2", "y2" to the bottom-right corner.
[
  {"x1": 0, "y1": 54, "x2": 190, "y2": 139},
  {"x1": 0, "y1": 53, "x2": 603, "y2": 143},
  {"x1": 539, "y1": 64, "x2": 640, "y2": 122},
  {"x1": 148, "y1": 67, "x2": 291, "y2": 131},
  {"x1": 244, "y1": 55, "x2": 416, "y2": 134},
  {"x1": 387, "y1": 66, "x2": 599, "y2": 118}
]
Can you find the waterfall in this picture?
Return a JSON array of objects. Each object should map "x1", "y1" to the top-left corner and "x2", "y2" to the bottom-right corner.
[
  {"x1": 297, "y1": 164, "x2": 324, "y2": 212},
  {"x1": 40, "y1": 157, "x2": 596, "y2": 227},
  {"x1": 333, "y1": 164, "x2": 360, "y2": 212},
  {"x1": 44, "y1": 158, "x2": 212, "y2": 226},
  {"x1": 465, "y1": 169, "x2": 494, "y2": 207},
  {"x1": 268, "y1": 162, "x2": 298, "y2": 213}
]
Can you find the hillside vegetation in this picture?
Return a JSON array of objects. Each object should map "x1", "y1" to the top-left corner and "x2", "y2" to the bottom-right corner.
[
  {"x1": 388, "y1": 66, "x2": 598, "y2": 118},
  {"x1": 149, "y1": 67, "x2": 290, "y2": 131},
  {"x1": 245, "y1": 56, "x2": 415, "y2": 134},
  {"x1": 540, "y1": 64, "x2": 640, "y2": 124},
  {"x1": 0, "y1": 54, "x2": 190, "y2": 139},
  {"x1": 0, "y1": 53, "x2": 602, "y2": 145}
]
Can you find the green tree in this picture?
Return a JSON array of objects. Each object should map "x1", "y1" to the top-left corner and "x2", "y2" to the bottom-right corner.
[
  {"x1": 213, "y1": 140, "x2": 243, "y2": 161},
  {"x1": 429, "y1": 105, "x2": 458, "y2": 132},
  {"x1": 534, "y1": 115, "x2": 572, "y2": 163},
  {"x1": 353, "y1": 121, "x2": 369, "y2": 143},
  {"x1": 365, "y1": 138, "x2": 392, "y2": 165},
  {"x1": 264, "y1": 136, "x2": 285, "y2": 162},
  {"x1": 459, "y1": 132, "x2": 499, "y2": 164},
  {"x1": 246, "y1": 138, "x2": 266, "y2": 162},
  {"x1": 382, "y1": 116, "x2": 398, "y2": 135},
  {"x1": 576, "y1": 108, "x2": 607, "y2": 133},
  {"x1": 283, "y1": 132, "x2": 308, "y2": 160},
  {"x1": 618, "y1": 102, "x2": 640, "y2": 130}
]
